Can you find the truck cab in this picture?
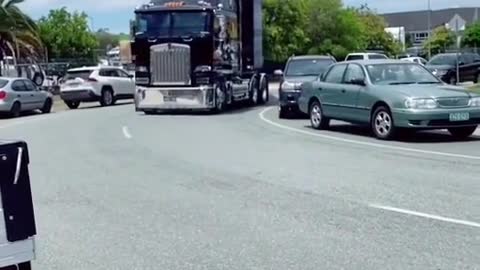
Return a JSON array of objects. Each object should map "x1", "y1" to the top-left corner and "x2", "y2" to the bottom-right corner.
[{"x1": 132, "y1": 0, "x2": 268, "y2": 113}]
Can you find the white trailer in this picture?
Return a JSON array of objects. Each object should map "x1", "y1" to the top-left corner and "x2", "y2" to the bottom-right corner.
[{"x1": 0, "y1": 141, "x2": 37, "y2": 270}]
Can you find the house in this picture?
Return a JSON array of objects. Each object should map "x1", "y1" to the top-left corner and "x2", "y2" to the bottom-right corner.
[{"x1": 382, "y1": 7, "x2": 480, "y2": 47}]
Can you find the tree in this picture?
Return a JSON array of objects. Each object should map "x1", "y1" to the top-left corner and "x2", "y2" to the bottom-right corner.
[
  {"x1": 423, "y1": 26, "x2": 455, "y2": 55},
  {"x1": 0, "y1": 0, "x2": 43, "y2": 66},
  {"x1": 305, "y1": 1, "x2": 366, "y2": 59},
  {"x1": 355, "y1": 6, "x2": 402, "y2": 56},
  {"x1": 263, "y1": 0, "x2": 310, "y2": 63},
  {"x1": 462, "y1": 22, "x2": 480, "y2": 49},
  {"x1": 38, "y1": 8, "x2": 98, "y2": 60}
]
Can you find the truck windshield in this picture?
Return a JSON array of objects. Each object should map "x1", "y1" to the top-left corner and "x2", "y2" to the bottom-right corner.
[{"x1": 136, "y1": 11, "x2": 212, "y2": 37}]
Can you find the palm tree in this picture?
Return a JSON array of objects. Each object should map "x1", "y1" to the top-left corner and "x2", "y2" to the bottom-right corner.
[{"x1": 0, "y1": 0, "x2": 43, "y2": 75}]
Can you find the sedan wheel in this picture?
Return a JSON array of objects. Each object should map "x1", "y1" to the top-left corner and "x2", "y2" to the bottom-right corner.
[
  {"x1": 41, "y1": 98, "x2": 52, "y2": 114},
  {"x1": 309, "y1": 101, "x2": 329, "y2": 130},
  {"x1": 10, "y1": 102, "x2": 21, "y2": 118},
  {"x1": 372, "y1": 106, "x2": 396, "y2": 140},
  {"x1": 448, "y1": 126, "x2": 477, "y2": 139}
]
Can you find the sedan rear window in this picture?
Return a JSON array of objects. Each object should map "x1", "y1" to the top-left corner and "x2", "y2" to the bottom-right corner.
[
  {"x1": 368, "y1": 54, "x2": 388, "y2": 60},
  {"x1": 0, "y1": 79, "x2": 8, "y2": 88},
  {"x1": 346, "y1": 55, "x2": 364, "y2": 61},
  {"x1": 285, "y1": 59, "x2": 335, "y2": 76},
  {"x1": 65, "y1": 70, "x2": 94, "y2": 81}
]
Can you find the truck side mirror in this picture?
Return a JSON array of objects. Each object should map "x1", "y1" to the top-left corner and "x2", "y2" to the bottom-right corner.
[{"x1": 273, "y1": 69, "x2": 283, "y2": 76}]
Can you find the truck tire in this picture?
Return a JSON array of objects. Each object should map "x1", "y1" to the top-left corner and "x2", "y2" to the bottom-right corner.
[
  {"x1": 248, "y1": 76, "x2": 259, "y2": 106},
  {"x1": 213, "y1": 83, "x2": 226, "y2": 113},
  {"x1": 258, "y1": 75, "x2": 269, "y2": 105}
]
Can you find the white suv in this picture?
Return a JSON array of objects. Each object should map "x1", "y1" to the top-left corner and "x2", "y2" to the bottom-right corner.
[
  {"x1": 60, "y1": 66, "x2": 135, "y2": 109},
  {"x1": 345, "y1": 53, "x2": 389, "y2": 61}
]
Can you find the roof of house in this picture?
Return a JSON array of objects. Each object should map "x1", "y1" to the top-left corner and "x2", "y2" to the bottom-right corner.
[{"x1": 382, "y1": 7, "x2": 480, "y2": 32}]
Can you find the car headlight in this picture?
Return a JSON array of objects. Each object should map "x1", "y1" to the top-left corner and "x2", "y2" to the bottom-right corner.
[
  {"x1": 432, "y1": 69, "x2": 448, "y2": 76},
  {"x1": 405, "y1": 98, "x2": 438, "y2": 109},
  {"x1": 136, "y1": 66, "x2": 148, "y2": 72},
  {"x1": 281, "y1": 81, "x2": 301, "y2": 91},
  {"x1": 470, "y1": 97, "x2": 480, "y2": 107}
]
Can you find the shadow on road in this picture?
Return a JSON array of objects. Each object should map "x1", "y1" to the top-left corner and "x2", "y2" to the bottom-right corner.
[
  {"x1": 304, "y1": 123, "x2": 480, "y2": 144},
  {"x1": 77, "y1": 101, "x2": 134, "y2": 110},
  {"x1": 140, "y1": 95, "x2": 280, "y2": 117}
]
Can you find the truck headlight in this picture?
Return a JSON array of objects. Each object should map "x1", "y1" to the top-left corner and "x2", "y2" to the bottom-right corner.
[
  {"x1": 405, "y1": 98, "x2": 438, "y2": 109},
  {"x1": 470, "y1": 97, "x2": 480, "y2": 107},
  {"x1": 136, "y1": 66, "x2": 148, "y2": 72}
]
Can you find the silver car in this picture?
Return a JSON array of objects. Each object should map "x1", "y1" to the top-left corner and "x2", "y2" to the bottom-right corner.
[{"x1": 0, "y1": 77, "x2": 53, "y2": 117}]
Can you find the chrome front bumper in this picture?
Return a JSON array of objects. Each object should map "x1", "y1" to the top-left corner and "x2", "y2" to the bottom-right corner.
[{"x1": 135, "y1": 86, "x2": 215, "y2": 111}]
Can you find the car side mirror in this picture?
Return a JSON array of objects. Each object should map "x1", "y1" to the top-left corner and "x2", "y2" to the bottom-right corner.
[
  {"x1": 350, "y1": 78, "x2": 366, "y2": 86},
  {"x1": 273, "y1": 69, "x2": 283, "y2": 76},
  {"x1": 128, "y1": 74, "x2": 134, "y2": 78},
  {"x1": 458, "y1": 61, "x2": 465, "y2": 66}
]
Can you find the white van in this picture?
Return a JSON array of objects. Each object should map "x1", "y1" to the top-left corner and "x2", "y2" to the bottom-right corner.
[{"x1": 345, "y1": 53, "x2": 389, "y2": 61}]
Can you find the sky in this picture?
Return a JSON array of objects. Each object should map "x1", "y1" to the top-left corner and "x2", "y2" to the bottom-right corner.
[{"x1": 20, "y1": 0, "x2": 480, "y2": 34}]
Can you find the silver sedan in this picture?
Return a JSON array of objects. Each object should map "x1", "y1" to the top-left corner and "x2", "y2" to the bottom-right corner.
[{"x1": 0, "y1": 77, "x2": 53, "y2": 117}]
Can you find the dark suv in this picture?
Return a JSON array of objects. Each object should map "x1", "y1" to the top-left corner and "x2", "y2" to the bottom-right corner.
[
  {"x1": 274, "y1": 55, "x2": 336, "y2": 118},
  {"x1": 426, "y1": 52, "x2": 480, "y2": 84}
]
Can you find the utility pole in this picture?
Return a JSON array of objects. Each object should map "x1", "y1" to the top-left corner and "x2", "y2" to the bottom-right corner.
[{"x1": 427, "y1": 0, "x2": 431, "y2": 59}]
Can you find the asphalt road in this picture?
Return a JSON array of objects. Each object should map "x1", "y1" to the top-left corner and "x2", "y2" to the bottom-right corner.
[{"x1": 0, "y1": 88, "x2": 479, "y2": 269}]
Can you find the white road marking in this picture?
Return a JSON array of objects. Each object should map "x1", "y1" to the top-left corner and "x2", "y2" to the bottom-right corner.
[
  {"x1": 259, "y1": 106, "x2": 480, "y2": 161},
  {"x1": 369, "y1": 204, "x2": 480, "y2": 228},
  {"x1": 122, "y1": 126, "x2": 132, "y2": 139}
]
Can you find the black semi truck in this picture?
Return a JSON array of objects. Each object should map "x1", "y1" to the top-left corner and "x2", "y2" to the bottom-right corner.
[{"x1": 132, "y1": 0, "x2": 269, "y2": 113}]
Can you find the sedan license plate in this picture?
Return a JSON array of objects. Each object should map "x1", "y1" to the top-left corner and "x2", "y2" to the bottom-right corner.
[
  {"x1": 163, "y1": 96, "x2": 176, "y2": 102},
  {"x1": 449, "y1": 112, "x2": 470, "y2": 122}
]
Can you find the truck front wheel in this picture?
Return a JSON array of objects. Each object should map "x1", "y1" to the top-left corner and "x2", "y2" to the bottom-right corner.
[
  {"x1": 258, "y1": 76, "x2": 269, "y2": 105},
  {"x1": 213, "y1": 83, "x2": 226, "y2": 113}
]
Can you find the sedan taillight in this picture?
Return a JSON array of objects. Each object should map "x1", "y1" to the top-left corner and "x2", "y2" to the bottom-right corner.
[{"x1": 0, "y1": 90, "x2": 6, "y2": 100}]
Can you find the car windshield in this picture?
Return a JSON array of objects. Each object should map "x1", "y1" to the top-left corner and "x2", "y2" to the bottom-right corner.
[
  {"x1": 65, "y1": 70, "x2": 93, "y2": 81},
  {"x1": 427, "y1": 54, "x2": 456, "y2": 66},
  {"x1": 135, "y1": 11, "x2": 212, "y2": 37},
  {"x1": 285, "y1": 59, "x2": 334, "y2": 76},
  {"x1": 366, "y1": 63, "x2": 440, "y2": 85},
  {"x1": 0, "y1": 79, "x2": 8, "y2": 88}
]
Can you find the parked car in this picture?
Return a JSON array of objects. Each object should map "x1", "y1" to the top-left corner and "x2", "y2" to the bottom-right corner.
[
  {"x1": 426, "y1": 53, "x2": 480, "y2": 85},
  {"x1": 274, "y1": 55, "x2": 336, "y2": 118},
  {"x1": 0, "y1": 77, "x2": 53, "y2": 117},
  {"x1": 298, "y1": 60, "x2": 480, "y2": 140},
  {"x1": 345, "y1": 53, "x2": 388, "y2": 61},
  {"x1": 60, "y1": 66, "x2": 135, "y2": 109},
  {"x1": 401, "y1": 57, "x2": 427, "y2": 65}
]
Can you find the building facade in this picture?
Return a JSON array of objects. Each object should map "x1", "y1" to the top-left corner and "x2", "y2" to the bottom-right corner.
[{"x1": 382, "y1": 7, "x2": 480, "y2": 47}]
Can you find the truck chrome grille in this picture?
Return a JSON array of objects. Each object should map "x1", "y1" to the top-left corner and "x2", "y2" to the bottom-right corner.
[
  {"x1": 150, "y1": 43, "x2": 191, "y2": 85},
  {"x1": 436, "y1": 97, "x2": 470, "y2": 107}
]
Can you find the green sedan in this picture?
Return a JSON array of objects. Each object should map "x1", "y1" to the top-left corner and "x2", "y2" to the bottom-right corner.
[{"x1": 298, "y1": 60, "x2": 480, "y2": 140}]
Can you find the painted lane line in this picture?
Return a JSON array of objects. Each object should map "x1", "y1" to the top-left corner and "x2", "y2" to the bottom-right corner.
[
  {"x1": 122, "y1": 126, "x2": 132, "y2": 139},
  {"x1": 369, "y1": 204, "x2": 480, "y2": 228},
  {"x1": 259, "y1": 106, "x2": 480, "y2": 161}
]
